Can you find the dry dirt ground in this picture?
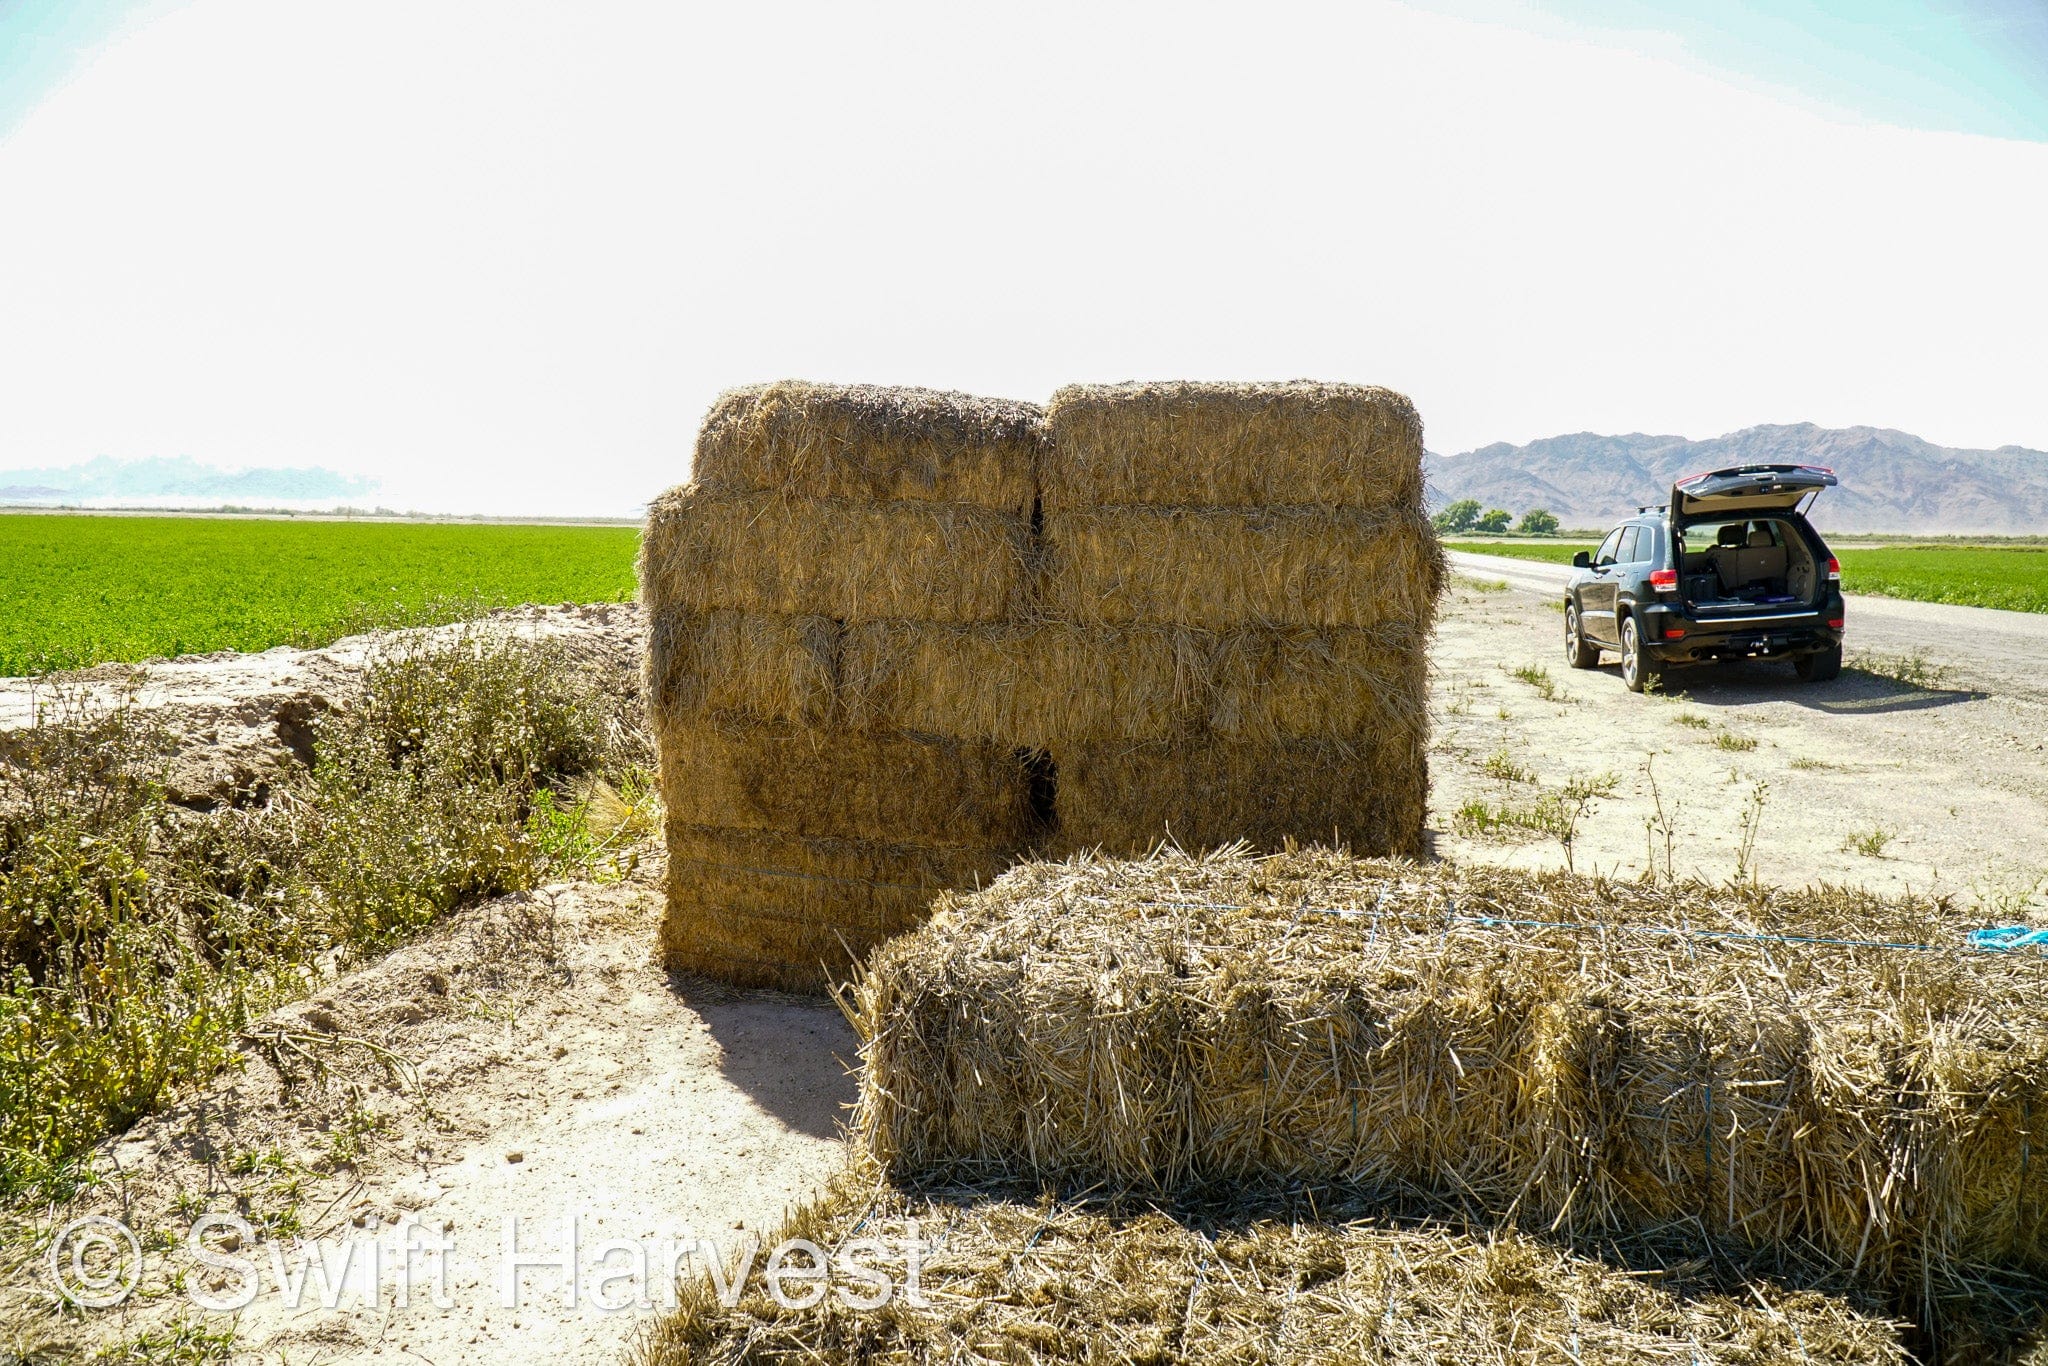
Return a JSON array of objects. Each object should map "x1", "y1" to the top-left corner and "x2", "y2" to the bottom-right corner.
[
  {"x1": 5, "y1": 581, "x2": 2045, "y2": 1361},
  {"x1": 2, "y1": 859, "x2": 857, "y2": 1365},
  {"x1": 1436, "y1": 554, "x2": 2048, "y2": 912}
]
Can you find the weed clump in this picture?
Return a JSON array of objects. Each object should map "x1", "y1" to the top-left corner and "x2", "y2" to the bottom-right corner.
[{"x1": 0, "y1": 630, "x2": 651, "y2": 1201}]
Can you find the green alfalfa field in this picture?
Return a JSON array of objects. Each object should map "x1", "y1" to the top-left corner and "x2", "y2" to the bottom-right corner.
[
  {"x1": 1449, "y1": 537, "x2": 2048, "y2": 615},
  {"x1": 0, "y1": 514, "x2": 640, "y2": 676},
  {"x1": 5, "y1": 516, "x2": 2044, "y2": 679}
]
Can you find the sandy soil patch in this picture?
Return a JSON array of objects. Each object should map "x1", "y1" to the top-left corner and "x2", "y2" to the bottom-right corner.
[
  {"x1": 2, "y1": 855, "x2": 856, "y2": 1365},
  {"x1": 1432, "y1": 572, "x2": 2048, "y2": 916}
]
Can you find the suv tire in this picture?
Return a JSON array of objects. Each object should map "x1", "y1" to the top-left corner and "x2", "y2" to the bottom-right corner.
[
  {"x1": 1796, "y1": 645, "x2": 1843, "y2": 683},
  {"x1": 1564, "y1": 601, "x2": 1599, "y2": 669},
  {"x1": 1620, "y1": 614, "x2": 1661, "y2": 694}
]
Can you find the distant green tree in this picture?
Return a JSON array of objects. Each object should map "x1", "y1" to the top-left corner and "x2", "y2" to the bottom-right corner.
[
  {"x1": 1433, "y1": 498, "x2": 1481, "y2": 533},
  {"x1": 1516, "y1": 508, "x2": 1561, "y2": 536},
  {"x1": 1474, "y1": 508, "x2": 1513, "y2": 533}
]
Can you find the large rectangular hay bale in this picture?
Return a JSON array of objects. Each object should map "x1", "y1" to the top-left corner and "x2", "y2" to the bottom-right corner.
[
  {"x1": 1207, "y1": 623, "x2": 1430, "y2": 742},
  {"x1": 1042, "y1": 380, "x2": 1424, "y2": 511},
  {"x1": 694, "y1": 381, "x2": 1042, "y2": 514},
  {"x1": 658, "y1": 722, "x2": 1039, "y2": 849},
  {"x1": 840, "y1": 621, "x2": 1428, "y2": 748},
  {"x1": 852, "y1": 851, "x2": 2048, "y2": 1300},
  {"x1": 840, "y1": 620, "x2": 1211, "y2": 747},
  {"x1": 1041, "y1": 505, "x2": 1444, "y2": 629},
  {"x1": 640, "y1": 486, "x2": 1029, "y2": 624},
  {"x1": 1051, "y1": 735, "x2": 1428, "y2": 856},
  {"x1": 645, "y1": 609, "x2": 838, "y2": 732},
  {"x1": 661, "y1": 822, "x2": 1011, "y2": 991},
  {"x1": 638, "y1": 1174, "x2": 1910, "y2": 1365}
]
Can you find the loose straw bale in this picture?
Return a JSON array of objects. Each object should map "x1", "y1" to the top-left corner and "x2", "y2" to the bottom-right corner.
[
  {"x1": 661, "y1": 822, "x2": 1013, "y2": 991},
  {"x1": 1041, "y1": 505, "x2": 1445, "y2": 629},
  {"x1": 640, "y1": 486, "x2": 1029, "y2": 624},
  {"x1": 632, "y1": 1167, "x2": 1910, "y2": 1366},
  {"x1": 694, "y1": 381, "x2": 1042, "y2": 513},
  {"x1": 1043, "y1": 380, "x2": 1425, "y2": 511},
  {"x1": 852, "y1": 849, "x2": 2048, "y2": 1300},
  {"x1": 1051, "y1": 736, "x2": 1428, "y2": 857},
  {"x1": 645, "y1": 610, "x2": 838, "y2": 732},
  {"x1": 658, "y1": 722, "x2": 1039, "y2": 849},
  {"x1": 840, "y1": 620, "x2": 1211, "y2": 747}
]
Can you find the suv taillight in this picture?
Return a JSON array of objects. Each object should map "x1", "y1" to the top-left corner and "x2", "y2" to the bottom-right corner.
[
  {"x1": 1649, "y1": 569, "x2": 1678, "y2": 592},
  {"x1": 1827, "y1": 556, "x2": 1841, "y2": 581}
]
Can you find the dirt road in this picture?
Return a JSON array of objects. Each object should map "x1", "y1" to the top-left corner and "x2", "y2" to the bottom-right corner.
[
  {"x1": 1451, "y1": 550, "x2": 2048, "y2": 704},
  {"x1": 1436, "y1": 551, "x2": 2048, "y2": 908}
]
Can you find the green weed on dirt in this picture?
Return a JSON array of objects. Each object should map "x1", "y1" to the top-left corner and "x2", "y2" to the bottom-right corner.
[
  {"x1": 0, "y1": 631, "x2": 652, "y2": 1202},
  {"x1": 0, "y1": 515, "x2": 639, "y2": 675}
]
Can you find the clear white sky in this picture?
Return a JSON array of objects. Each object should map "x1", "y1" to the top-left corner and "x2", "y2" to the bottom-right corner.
[{"x1": 1, "y1": 0, "x2": 2044, "y2": 516}]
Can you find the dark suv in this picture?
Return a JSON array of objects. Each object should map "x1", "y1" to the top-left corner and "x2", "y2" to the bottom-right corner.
[{"x1": 1563, "y1": 465, "x2": 1846, "y2": 692}]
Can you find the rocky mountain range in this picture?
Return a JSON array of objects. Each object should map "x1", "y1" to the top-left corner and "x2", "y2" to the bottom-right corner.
[
  {"x1": 0, "y1": 455, "x2": 376, "y2": 507},
  {"x1": 1424, "y1": 424, "x2": 2048, "y2": 534}
]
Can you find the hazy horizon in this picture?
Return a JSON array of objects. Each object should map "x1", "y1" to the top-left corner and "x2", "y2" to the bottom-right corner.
[{"x1": 2, "y1": 0, "x2": 2044, "y2": 517}]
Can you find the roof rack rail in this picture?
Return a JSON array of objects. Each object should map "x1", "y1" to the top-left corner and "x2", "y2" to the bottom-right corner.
[{"x1": 1637, "y1": 503, "x2": 1669, "y2": 514}]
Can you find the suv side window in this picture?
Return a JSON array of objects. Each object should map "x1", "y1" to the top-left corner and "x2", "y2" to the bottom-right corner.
[
  {"x1": 1594, "y1": 528, "x2": 1625, "y2": 566},
  {"x1": 1617, "y1": 527, "x2": 1642, "y2": 563},
  {"x1": 1632, "y1": 525, "x2": 1660, "y2": 564}
]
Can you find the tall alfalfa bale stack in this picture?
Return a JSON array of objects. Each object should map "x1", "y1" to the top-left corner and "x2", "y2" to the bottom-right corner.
[
  {"x1": 1038, "y1": 381, "x2": 1442, "y2": 855},
  {"x1": 640, "y1": 382, "x2": 1047, "y2": 991}
]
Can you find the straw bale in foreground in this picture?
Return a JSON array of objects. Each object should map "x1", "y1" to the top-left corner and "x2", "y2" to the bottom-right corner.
[
  {"x1": 853, "y1": 849, "x2": 2048, "y2": 1299},
  {"x1": 632, "y1": 1168, "x2": 1909, "y2": 1366},
  {"x1": 693, "y1": 381, "x2": 1041, "y2": 513},
  {"x1": 657, "y1": 722, "x2": 1038, "y2": 849},
  {"x1": 645, "y1": 610, "x2": 839, "y2": 732},
  {"x1": 1043, "y1": 380, "x2": 1425, "y2": 511},
  {"x1": 1041, "y1": 505, "x2": 1444, "y2": 628},
  {"x1": 1051, "y1": 737, "x2": 1428, "y2": 856},
  {"x1": 640, "y1": 486, "x2": 1028, "y2": 624}
]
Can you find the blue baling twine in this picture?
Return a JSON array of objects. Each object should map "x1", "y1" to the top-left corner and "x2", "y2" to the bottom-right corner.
[{"x1": 1968, "y1": 925, "x2": 2048, "y2": 952}]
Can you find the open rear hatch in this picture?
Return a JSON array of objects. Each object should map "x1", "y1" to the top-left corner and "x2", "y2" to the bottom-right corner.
[
  {"x1": 1672, "y1": 464, "x2": 1837, "y2": 518},
  {"x1": 1672, "y1": 466, "x2": 1838, "y2": 618}
]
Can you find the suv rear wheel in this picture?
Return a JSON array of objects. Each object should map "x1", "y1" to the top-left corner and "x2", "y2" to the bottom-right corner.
[
  {"x1": 1795, "y1": 645, "x2": 1842, "y2": 682},
  {"x1": 1620, "y1": 614, "x2": 1662, "y2": 693},
  {"x1": 1564, "y1": 601, "x2": 1599, "y2": 669}
]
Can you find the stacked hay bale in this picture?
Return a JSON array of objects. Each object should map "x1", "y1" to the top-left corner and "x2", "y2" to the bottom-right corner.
[
  {"x1": 1038, "y1": 382, "x2": 1442, "y2": 855},
  {"x1": 853, "y1": 849, "x2": 2048, "y2": 1316},
  {"x1": 645, "y1": 378, "x2": 1443, "y2": 989},
  {"x1": 639, "y1": 383, "x2": 1047, "y2": 991}
]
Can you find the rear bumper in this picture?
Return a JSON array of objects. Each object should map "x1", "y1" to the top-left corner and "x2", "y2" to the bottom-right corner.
[{"x1": 1638, "y1": 602, "x2": 1842, "y2": 665}]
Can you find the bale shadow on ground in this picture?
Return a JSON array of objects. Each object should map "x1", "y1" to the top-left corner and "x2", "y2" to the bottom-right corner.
[{"x1": 661, "y1": 973, "x2": 859, "y2": 1141}]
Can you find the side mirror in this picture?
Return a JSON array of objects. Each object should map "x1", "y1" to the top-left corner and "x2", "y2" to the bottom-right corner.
[{"x1": 1571, "y1": 551, "x2": 1591, "y2": 568}]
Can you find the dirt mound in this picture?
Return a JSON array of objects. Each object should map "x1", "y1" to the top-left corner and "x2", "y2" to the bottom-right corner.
[{"x1": 0, "y1": 604, "x2": 644, "y2": 808}]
